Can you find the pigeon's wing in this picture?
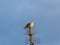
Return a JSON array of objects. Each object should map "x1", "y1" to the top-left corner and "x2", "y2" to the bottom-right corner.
[{"x1": 24, "y1": 23, "x2": 30, "y2": 29}]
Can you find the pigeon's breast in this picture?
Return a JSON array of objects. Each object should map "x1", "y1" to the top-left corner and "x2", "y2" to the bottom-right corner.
[{"x1": 29, "y1": 22, "x2": 34, "y2": 28}]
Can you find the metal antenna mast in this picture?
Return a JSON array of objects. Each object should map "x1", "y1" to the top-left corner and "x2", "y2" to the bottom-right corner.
[
  {"x1": 24, "y1": 21, "x2": 40, "y2": 45},
  {"x1": 29, "y1": 27, "x2": 34, "y2": 45}
]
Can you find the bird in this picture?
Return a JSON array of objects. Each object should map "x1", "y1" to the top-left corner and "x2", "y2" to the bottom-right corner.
[{"x1": 24, "y1": 21, "x2": 34, "y2": 29}]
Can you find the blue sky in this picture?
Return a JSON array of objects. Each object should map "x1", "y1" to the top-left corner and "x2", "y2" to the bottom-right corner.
[{"x1": 0, "y1": 0, "x2": 60, "y2": 45}]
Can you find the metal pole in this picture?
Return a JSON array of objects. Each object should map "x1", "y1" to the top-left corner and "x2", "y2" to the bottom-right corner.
[{"x1": 29, "y1": 27, "x2": 34, "y2": 45}]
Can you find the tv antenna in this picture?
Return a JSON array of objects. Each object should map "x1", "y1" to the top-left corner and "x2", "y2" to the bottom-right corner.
[{"x1": 24, "y1": 21, "x2": 40, "y2": 45}]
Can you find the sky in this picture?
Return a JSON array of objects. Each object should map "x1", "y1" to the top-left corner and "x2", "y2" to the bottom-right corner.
[{"x1": 0, "y1": 0, "x2": 60, "y2": 45}]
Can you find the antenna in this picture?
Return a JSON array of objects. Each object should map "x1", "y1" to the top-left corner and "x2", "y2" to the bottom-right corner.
[{"x1": 24, "y1": 21, "x2": 40, "y2": 45}]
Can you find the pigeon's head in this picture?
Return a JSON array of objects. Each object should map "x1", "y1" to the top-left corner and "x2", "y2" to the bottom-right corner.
[{"x1": 31, "y1": 21, "x2": 34, "y2": 24}]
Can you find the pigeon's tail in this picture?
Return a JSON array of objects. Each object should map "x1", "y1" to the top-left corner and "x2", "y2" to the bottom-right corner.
[
  {"x1": 24, "y1": 27, "x2": 26, "y2": 29},
  {"x1": 24, "y1": 26, "x2": 28, "y2": 29},
  {"x1": 24, "y1": 23, "x2": 29, "y2": 29}
]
